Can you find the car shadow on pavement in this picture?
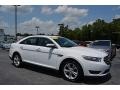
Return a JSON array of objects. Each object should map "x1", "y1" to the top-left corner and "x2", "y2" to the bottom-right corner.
[
  {"x1": 20, "y1": 63, "x2": 111, "y2": 85},
  {"x1": 22, "y1": 63, "x2": 62, "y2": 78},
  {"x1": 81, "y1": 74, "x2": 111, "y2": 84}
]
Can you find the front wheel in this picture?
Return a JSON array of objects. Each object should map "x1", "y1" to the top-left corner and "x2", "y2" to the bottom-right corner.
[
  {"x1": 61, "y1": 60, "x2": 83, "y2": 82},
  {"x1": 13, "y1": 54, "x2": 22, "y2": 67}
]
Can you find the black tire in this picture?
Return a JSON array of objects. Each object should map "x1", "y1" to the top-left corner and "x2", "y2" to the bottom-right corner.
[
  {"x1": 61, "y1": 60, "x2": 83, "y2": 82},
  {"x1": 12, "y1": 54, "x2": 22, "y2": 67}
]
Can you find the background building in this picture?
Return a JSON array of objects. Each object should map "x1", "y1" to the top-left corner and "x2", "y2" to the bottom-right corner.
[{"x1": 0, "y1": 29, "x2": 5, "y2": 42}]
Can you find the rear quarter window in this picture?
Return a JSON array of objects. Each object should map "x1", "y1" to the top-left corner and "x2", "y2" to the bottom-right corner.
[{"x1": 20, "y1": 37, "x2": 38, "y2": 46}]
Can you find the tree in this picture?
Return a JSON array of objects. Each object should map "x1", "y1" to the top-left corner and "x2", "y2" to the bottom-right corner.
[{"x1": 58, "y1": 18, "x2": 120, "y2": 44}]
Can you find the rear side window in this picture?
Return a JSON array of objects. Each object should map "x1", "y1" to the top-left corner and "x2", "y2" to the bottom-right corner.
[
  {"x1": 20, "y1": 37, "x2": 38, "y2": 46},
  {"x1": 38, "y1": 37, "x2": 53, "y2": 47}
]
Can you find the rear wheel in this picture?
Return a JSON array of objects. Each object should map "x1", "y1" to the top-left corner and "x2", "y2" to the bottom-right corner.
[
  {"x1": 61, "y1": 60, "x2": 83, "y2": 82},
  {"x1": 13, "y1": 54, "x2": 22, "y2": 67}
]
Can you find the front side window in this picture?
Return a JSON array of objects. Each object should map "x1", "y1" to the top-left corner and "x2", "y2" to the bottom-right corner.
[
  {"x1": 53, "y1": 37, "x2": 78, "y2": 47},
  {"x1": 20, "y1": 37, "x2": 38, "y2": 45},
  {"x1": 38, "y1": 37, "x2": 54, "y2": 47}
]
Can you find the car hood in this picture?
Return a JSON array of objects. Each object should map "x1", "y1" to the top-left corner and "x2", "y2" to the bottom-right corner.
[
  {"x1": 89, "y1": 46, "x2": 110, "y2": 51},
  {"x1": 61, "y1": 46, "x2": 107, "y2": 57}
]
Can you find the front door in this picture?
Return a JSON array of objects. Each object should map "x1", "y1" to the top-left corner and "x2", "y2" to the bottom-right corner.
[{"x1": 35, "y1": 37, "x2": 60, "y2": 69}]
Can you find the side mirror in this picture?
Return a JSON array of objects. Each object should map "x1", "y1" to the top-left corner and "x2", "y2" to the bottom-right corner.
[{"x1": 46, "y1": 44, "x2": 57, "y2": 48}]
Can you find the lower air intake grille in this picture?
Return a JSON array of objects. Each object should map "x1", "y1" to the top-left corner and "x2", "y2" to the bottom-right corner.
[{"x1": 104, "y1": 56, "x2": 111, "y2": 65}]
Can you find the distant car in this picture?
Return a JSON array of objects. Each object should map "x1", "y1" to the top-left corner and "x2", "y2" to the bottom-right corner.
[
  {"x1": 0, "y1": 42, "x2": 3, "y2": 48},
  {"x1": 85, "y1": 41, "x2": 93, "y2": 46},
  {"x1": 0, "y1": 41, "x2": 5, "y2": 48},
  {"x1": 72, "y1": 40, "x2": 81, "y2": 45},
  {"x1": 2, "y1": 43, "x2": 11, "y2": 50},
  {"x1": 2, "y1": 41, "x2": 14, "y2": 50},
  {"x1": 89, "y1": 40, "x2": 116, "y2": 60},
  {"x1": 72, "y1": 40, "x2": 87, "y2": 47},
  {"x1": 116, "y1": 44, "x2": 120, "y2": 49}
]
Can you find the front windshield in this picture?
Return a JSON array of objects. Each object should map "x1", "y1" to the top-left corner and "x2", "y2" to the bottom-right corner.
[
  {"x1": 53, "y1": 37, "x2": 78, "y2": 47},
  {"x1": 91, "y1": 41, "x2": 110, "y2": 46}
]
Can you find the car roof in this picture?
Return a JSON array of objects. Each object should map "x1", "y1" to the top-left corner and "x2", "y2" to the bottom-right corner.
[
  {"x1": 17, "y1": 35, "x2": 61, "y2": 43},
  {"x1": 17, "y1": 35, "x2": 62, "y2": 48},
  {"x1": 26, "y1": 35, "x2": 60, "y2": 38}
]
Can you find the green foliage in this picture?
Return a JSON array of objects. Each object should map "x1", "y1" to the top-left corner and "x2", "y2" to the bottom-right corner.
[{"x1": 58, "y1": 18, "x2": 120, "y2": 44}]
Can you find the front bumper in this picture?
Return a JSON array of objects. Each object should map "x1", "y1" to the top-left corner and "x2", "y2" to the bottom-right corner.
[{"x1": 81, "y1": 59, "x2": 111, "y2": 77}]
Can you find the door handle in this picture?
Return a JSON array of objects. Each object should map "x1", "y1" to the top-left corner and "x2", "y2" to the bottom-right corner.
[{"x1": 35, "y1": 48, "x2": 41, "y2": 52}]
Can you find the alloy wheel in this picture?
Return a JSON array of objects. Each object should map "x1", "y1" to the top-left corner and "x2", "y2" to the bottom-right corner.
[
  {"x1": 63, "y1": 63, "x2": 79, "y2": 80},
  {"x1": 13, "y1": 55, "x2": 21, "y2": 67}
]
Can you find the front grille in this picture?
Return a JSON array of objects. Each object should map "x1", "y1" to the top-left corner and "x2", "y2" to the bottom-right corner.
[{"x1": 104, "y1": 56, "x2": 111, "y2": 65}]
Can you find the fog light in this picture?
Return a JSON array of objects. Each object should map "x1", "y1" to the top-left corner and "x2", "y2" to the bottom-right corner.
[{"x1": 89, "y1": 70, "x2": 101, "y2": 74}]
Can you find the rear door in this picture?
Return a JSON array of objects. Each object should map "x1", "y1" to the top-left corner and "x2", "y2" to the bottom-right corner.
[{"x1": 19, "y1": 37, "x2": 40, "y2": 63}]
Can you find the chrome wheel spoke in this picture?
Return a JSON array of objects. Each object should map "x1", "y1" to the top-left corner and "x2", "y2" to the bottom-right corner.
[
  {"x1": 66, "y1": 64, "x2": 71, "y2": 70},
  {"x1": 68, "y1": 72, "x2": 72, "y2": 79},
  {"x1": 72, "y1": 71, "x2": 78, "y2": 77},
  {"x1": 64, "y1": 69, "x2": 70, "y2": 73},
  {"x1": 64, "y1": 63, "x2": 78, "y2": 80}
]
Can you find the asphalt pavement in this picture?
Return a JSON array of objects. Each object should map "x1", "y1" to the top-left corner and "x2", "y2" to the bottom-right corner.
[{"x1": 0, "y1": 48, "x2": 120, "y2": 85}]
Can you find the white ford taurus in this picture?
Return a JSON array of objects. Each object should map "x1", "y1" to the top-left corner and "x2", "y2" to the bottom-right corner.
[{"x1": 9, "y1": 35, "x2": 111, "y2": 82}]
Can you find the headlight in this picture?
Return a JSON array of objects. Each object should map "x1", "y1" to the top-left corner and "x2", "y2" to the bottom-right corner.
[{"x1": 82, "y1": 55, "x2": 101, "y2": 62}]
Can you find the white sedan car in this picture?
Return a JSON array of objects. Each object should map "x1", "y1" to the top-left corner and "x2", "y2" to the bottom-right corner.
[{"x1": 9, "y1": 35, "x2": 111, "y2": 82}]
